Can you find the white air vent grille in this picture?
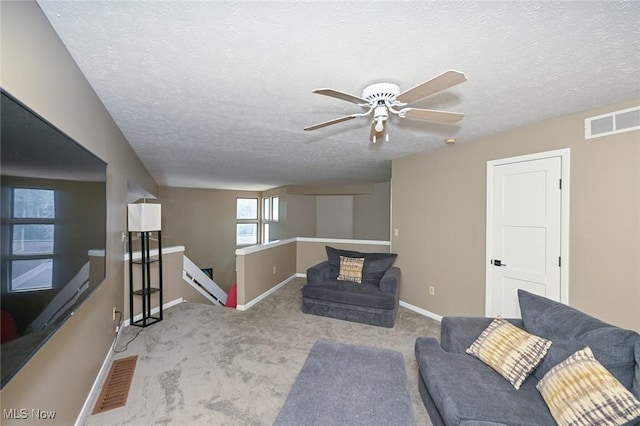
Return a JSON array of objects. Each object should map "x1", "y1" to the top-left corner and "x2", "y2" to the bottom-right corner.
[{"x1": 585, "y1": 106, "x2": 640, "y2": 139}]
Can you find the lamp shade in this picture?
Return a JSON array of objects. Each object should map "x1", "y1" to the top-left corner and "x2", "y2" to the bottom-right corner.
[{"x1": 128, "y1": 203, "x2": 161, "y2": 232}]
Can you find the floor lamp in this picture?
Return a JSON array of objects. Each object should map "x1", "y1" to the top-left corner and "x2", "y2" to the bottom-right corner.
[{"x1": 127, "y1": 203, "x2": 163, "y2": 327}]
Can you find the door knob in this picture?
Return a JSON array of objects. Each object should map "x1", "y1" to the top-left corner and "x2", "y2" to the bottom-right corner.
[{"x1": 492, "y1": 259, "x2": 506, "y2": 267}]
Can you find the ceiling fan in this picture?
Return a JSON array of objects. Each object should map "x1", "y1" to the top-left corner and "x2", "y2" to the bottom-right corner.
[{"x1": 304, "y1": 70, "x2": 467, "y2": 144}]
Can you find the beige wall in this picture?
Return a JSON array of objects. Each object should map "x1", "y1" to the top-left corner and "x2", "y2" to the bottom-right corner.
[
  {"x1": 316, "y1": 196, "x2": 354, "y2": 238},
  {"x1": 158, "y1": 186, "x2": 261, "y2": 292},
  {"x1": 286, "y1": 183, "x2": 374, "y2": 195},
  {"x1": 236, "y1": 242, "x2": 297, "y2": 305},
  {"x1": 392, "y1": 99, "x2": 640, "y2": 331},
  {"x1": 0, "y1": 1, "x2": 157, "y2": 423},
  {"x1": 296, "y1": 240, "x2": 391, "y2": 274},
  {"x1": 284, "y1": 182, "x2": 391, "y2": 241},
  {"x1": 353, "y1": 181, "x2": 391, "y2": 241},
  {"x1": 284, "y1": 194, "x2": 316, "y2": 238},
  {"x1": 269, "y1": 184, "x2": 391, "y2": 241}
]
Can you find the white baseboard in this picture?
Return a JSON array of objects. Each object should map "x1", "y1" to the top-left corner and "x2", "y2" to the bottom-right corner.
[
  {"x1": 75, "y1": 325, "x2": 124, "y2": 425},
  {"x1": 296, "y1": 272, "x2": 306, "y2": 278},
  {"x1": 237, "y1": 275, "x2": 297, "y2": 311},
  {"x1": 123, "y1": 298, "x2": 184, "y2": 327},
  {"x1": 399, "y1": 300, "x2": 442, "y2": 322}
]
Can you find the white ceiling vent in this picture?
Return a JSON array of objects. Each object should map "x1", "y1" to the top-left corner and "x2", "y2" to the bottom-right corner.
[{"x1": 585, "y1": 106, "x2": 640, "y2": 139}]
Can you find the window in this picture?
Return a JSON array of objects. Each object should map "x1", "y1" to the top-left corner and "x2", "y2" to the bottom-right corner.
[
  {"x1": 236, "y1": 198, "x2": 258, "y2": 246},
  {"x1": 9, "y1": 188, "x2": 55, "y2": 291},
  {"x1": 236, "y1": 223, "x2": 258, "y2": 245},
  {"x1": 272, "y1": 196, "x2": 279, "y2": 222},
  {"x1": 263, "y1": 223, "x2": 270, "y2": 243},
  {"x1": 237, "y1": 198, "x2": 258, "y2": 220},
  {"x1": 263, "y1": 198, "x2": 270, "y2": 221},
  {"x1": 260, "y1": 195, "x2": 280, "y2": 244}
]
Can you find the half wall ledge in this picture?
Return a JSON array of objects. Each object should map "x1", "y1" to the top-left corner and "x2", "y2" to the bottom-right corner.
[{"x1": 235, "y1": 237, "x2": 392, "y2": 309}]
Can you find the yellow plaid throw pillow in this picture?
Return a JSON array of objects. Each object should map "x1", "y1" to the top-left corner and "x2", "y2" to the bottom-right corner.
[
  {"x1": 337, "y1": 256, "x2": 365, "y2": 283},
  {"x1": 537, "y1": 346, "x2": 640, "y2": 426},
  {"x1": 466, "y1": 317, "x2": 552, "y2": 389}
]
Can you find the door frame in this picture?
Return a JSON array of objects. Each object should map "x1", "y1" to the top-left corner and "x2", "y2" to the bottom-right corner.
[{"x1": 485, "y1": 148, "x2": 571, "y2": 316}]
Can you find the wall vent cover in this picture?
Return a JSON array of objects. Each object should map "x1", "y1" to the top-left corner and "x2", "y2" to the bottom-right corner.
[
  {"x1": 92, "y1": 355, "x2": 137, "y2": 414},
  {"x1": 585, "y1": 106, "x2": 640, "y2": 139}
]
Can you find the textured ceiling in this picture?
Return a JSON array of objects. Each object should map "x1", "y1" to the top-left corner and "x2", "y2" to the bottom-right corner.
[{"x1": 37, "y1": 1, "x2": 640, "y2": 191}]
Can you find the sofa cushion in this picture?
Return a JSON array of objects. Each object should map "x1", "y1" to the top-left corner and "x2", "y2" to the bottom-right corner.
[
  {"x1": 337, "y1": 256, "x2": 364, "y2": 283},
  {"x1": 532, "y1": 340, "x2": 577, "y2": 381},
  {"x1": 519, "y1": 289, "x2": 640, "y2": 393},
  {"x1": 415, "y1": 337, "x2": 555, "y2": 426},
  {"x1": 537, "y1": 347, "x2": 640, "y2": 426},
  {"x1": 326, "y1": 246, "x2": 397, "y2": 286},
  {"x1": 635, "y1": 340, "x2": 640, "y2": 400},
  {"x1": 302, "y1": 280, "x2": 396, "y2": 310},
  {"x1": 466, "y1": 317, "x2": 551, "y2": 389}
]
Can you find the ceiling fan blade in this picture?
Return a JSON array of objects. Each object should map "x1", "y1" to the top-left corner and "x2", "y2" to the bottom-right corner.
[
  {"x1": 396, "y1": 70, "x2": 467, "y2": 105},
  {"x1": 313, "y1": 88, "x2": 369, "y2": 105},
  {"x1": 401, "y1": 108, "x2": 464, "y2": 123},
  {"x1": 304, "y1": 114, "x2": 360, "y2": 131}
]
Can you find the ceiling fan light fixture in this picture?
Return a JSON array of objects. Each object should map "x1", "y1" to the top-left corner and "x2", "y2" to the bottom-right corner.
[
  {"x1": 304, "y1": 70, "x2": 467, "y2": 142},
  {"x1": 374, "y1": 119, "x2": 384, "y2": 133}
]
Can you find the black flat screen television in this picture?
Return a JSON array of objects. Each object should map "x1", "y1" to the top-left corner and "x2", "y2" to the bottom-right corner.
[{"x1": 1, "y1": 90, "x2": 107, "y2": 388}]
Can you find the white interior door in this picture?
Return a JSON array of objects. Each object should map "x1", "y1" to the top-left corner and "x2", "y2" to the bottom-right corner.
[{"x1": 486, "y1": 150, "x2": 569, "y2": 318}]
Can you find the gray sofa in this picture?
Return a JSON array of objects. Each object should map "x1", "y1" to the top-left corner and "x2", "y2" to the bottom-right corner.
[
  {"x1": 302, "y1": 246, "x2": 400, "y2": 328},
  {"x1": 415, "y1": 289, "x2": 640, "y2": 426}
]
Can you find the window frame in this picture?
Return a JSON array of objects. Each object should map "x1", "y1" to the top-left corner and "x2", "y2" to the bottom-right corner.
[
  {"x1": 261, "y1": 195, "x2": 280, "y2": 244},
  {"x1": 262, "y1": 223, "x2": 270, "y2": 244},
  {"x1": 236, "y1": 197, "x2": 259, "y2": 247},
  {"x1": 8, "y1": 187, "x2": 56, "y2": 292},
  {"x1": 263, "y1": 197, "x2": 271, "y2": 221},
  {"x1": 271, "y1": 196, "x2": 279, "y2": 222}
]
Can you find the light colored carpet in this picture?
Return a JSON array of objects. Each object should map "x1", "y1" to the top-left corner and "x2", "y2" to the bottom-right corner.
[{"x1": 83, "y1": 279, "x2": 440, "y2": 425}]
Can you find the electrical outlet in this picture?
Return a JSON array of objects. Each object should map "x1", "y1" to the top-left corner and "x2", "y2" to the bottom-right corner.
[
  {"x1": 393, "y1": 228, "x2": 399, "y2": 237},
  {"x1": 429, "y1": 286, "x2": 435, "y2": 296},
  {"x1": 272, "y1": 266, "x2": 277, "y2": 274},
  {"x1": 112, "y1": 307, "x2": 117, "y2": 321}
]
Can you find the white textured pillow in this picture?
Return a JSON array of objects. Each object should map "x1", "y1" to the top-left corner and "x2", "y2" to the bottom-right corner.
[
  {"x1": 537, "y1": 346, "x2": 640, "y2": 426},
  {"x1": 466, "y1": 317, "x2": 552, "y2": 389},
  {"x1": 337, "y1": 256, "x2": 364, "y2": 283}
]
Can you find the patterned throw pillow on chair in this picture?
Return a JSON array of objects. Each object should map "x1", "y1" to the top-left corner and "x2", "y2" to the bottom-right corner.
[
  {"x1": 537, "y1": 346, "x2": 640, "y2": 426},
  {"x1": 466, "y1": 317, "x2": 552, "y2": 389},
  {"x1": 337, "y1": 256, "x2": 365, "y2": 283}
]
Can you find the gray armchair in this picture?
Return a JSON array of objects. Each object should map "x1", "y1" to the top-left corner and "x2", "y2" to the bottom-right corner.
[{"x1": 302, "y1": 246, "x2": 400, "y2": 328}]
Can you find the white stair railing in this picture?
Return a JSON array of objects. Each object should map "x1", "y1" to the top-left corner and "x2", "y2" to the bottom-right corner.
[{"x1": 182, "y1": 255, "x2": 227, "y2": 306}]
